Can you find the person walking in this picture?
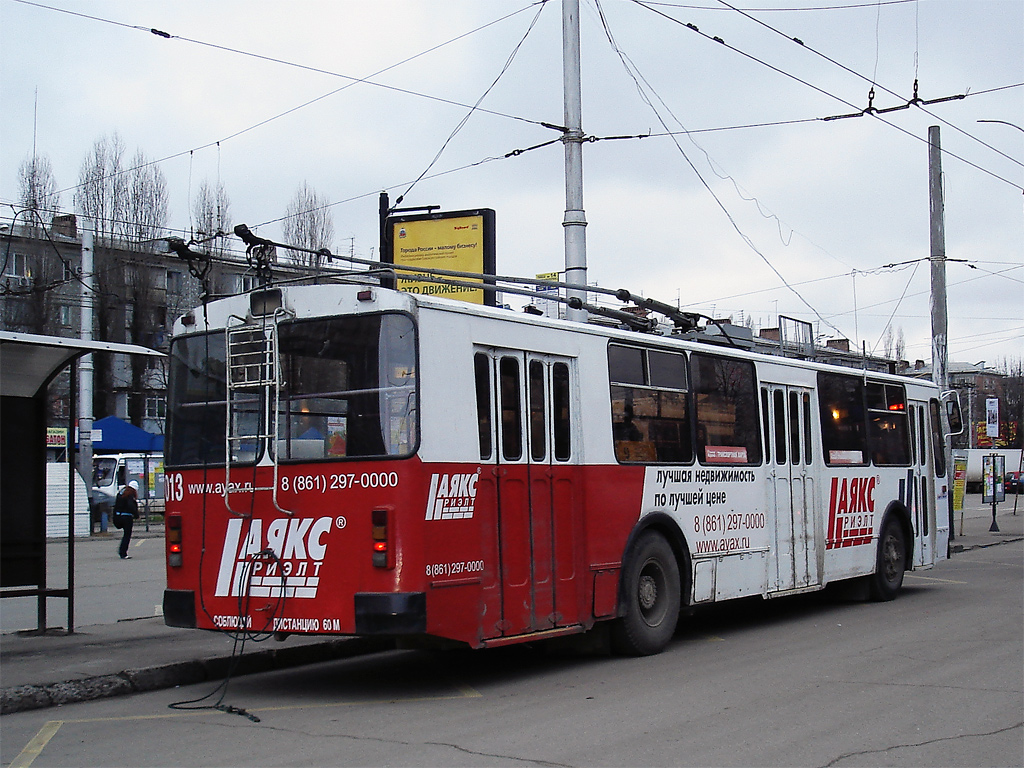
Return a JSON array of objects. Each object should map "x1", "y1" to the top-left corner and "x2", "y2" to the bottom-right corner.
[{"x1": 114, "y1": 480, "x2": 140, "y2": 559}]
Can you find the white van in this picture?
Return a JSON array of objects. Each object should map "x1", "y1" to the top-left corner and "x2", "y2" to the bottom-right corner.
[{"x1": 91, "y1": 453, "x2": 165, "y2": 526}]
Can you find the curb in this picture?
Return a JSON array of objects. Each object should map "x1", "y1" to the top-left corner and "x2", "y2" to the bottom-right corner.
[
  {"x1": 0, "y1": 636, "x2": 393, "y2": 716},
  {"x1": 951, "y1": 535, "x2": 1024, "y2": 554}
]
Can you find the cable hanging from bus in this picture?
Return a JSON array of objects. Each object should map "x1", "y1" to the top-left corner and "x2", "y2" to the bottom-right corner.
[{"x1": 161, "y1": 228, "x2": 961, "y2": 655}]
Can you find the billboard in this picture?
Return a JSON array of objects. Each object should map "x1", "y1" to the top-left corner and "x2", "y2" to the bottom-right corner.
[{"x1": 386, "y1": 209, "x2": 496, "y2": 306}]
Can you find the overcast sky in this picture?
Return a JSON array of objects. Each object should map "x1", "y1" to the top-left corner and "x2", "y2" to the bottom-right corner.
[{"x1": 2, "y1": 0, "x2": 1021, "y2": 365}]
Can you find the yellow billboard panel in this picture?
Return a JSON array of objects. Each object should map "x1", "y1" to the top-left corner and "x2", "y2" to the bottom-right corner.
[{"x1": 389, "y1": 210, "x2": 495, "y2": 306}]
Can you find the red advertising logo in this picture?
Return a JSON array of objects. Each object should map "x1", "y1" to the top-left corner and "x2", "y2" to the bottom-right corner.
[{"x1": 826, "y1": 476, "x2": 876, "y2": 549}]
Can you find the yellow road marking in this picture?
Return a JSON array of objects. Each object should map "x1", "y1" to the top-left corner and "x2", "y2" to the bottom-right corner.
[
  {"x1": 17, "y1": 687, "x2": 482, "y2": 728},
  {"x1": 11, "y1": 720, "x2": 62, "y2": 768}
]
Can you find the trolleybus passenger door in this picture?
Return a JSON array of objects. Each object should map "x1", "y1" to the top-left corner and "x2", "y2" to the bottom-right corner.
[
  {"x1": 483, "y1": 350, "x2": 579, "y2": 637},
  {"x1": 764, "y1": 385, "x2": 819, "y2": 591},
  {"x1": 909, "y1": 401, "x2": 933, "y2": 566}
]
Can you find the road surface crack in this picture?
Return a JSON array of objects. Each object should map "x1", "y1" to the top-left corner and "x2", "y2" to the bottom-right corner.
[{"x1": 819, "y1": 720, "x2": 1024, "y2": 767}]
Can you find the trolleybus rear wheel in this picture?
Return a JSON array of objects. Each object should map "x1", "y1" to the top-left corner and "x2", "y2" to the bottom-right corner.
[
  {"x1": 611, "y1": 531, "x2": 680, "y2": 656},
  {"x1": 869, "y1": 516, "x2": 907, "y2": 601}
]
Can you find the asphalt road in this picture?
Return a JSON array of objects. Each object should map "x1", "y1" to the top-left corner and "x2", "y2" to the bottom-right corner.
[{"x1": 3, "y1": 541, "x2": 1020, "y2": 768}]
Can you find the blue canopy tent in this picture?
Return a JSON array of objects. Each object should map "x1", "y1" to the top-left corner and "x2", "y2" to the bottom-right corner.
[{"x1": 87, "y1": 416, "x2": 163, "y2": 452}]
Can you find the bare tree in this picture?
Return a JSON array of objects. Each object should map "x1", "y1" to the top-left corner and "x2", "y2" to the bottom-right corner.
[
  {"x1": 192, "y1": 180, "x2": 231, "y2": 256},
  {"x1": 74, "y1": 133, "x2": 170, "y2": 422},
  {"x1": 18, "y1": 153, "x2": 61, "y2": 223},
  {"x1": 7, "y1": 154, "x2": 63, "y2": 333},
  {"x1": 895, "y1": 327, "x2": 906, "y2": 363},
  {"x1": 882, "y1": 326, "x2": 894, "y2": 358},
  {"x1": 74, "y1": 134, "x2": 169, "y2": 246},
  {"x1": 74, "y1": 133, "x2": 127, "y2": 243},
  {"x1": 282, "y1": 182, "x2": 335, "y2": 269},
  {"x1": 124, "y1": 150, "x2": 169, "y2": 248}
]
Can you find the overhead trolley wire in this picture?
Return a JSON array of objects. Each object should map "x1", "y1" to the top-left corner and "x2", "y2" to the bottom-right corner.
[
  {"x1": 16, "y1": 0, "x2": 561, "y2": 201},
  {"x1": 643, "y1": 0, "x2": 921, "y2": 10},
  {"x1": 709, "y1": 0, "x2": 1024, "y2": 171},
  {"x1": 393, "y1": 0, "x2": 550, "y2": 208},
  {"x1": 627, "y1": 0, "x2": 1024, "y2": 192},
  {"x1": 593, "y1": 0, "x2": 850, "y2": 341}
]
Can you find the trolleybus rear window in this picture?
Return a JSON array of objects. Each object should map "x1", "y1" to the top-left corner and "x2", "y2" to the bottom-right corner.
[
  {"x1": 167, "y1": 332, "x2": 228, "y2": 466},
  {"x1": 277, "y1": 314, "x2": 417, "y2": 461},
  {"x1": 166, "y1": 313, "x2": 416, "y2": 466}
]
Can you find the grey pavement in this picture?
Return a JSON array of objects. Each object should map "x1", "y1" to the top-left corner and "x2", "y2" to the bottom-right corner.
[{"x1": 2, "y1": 493, "x2": 1021, "y2": 715}]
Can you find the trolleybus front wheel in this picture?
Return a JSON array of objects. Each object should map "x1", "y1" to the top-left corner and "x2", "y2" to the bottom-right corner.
[
  {"x1": 611, "y1": 531, "x2": 680, "y2": 656},
  {"x1": 869, "y1": 516, "x2": 907, "y2": 601}
]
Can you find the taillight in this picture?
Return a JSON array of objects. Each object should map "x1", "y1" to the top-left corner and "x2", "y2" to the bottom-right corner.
[
  {"x1": 371, "y1": 508, "x2": 390, "y2": 568},
  {"x1": 167, "y1": 514, "x2": 183, "y2": 567}
]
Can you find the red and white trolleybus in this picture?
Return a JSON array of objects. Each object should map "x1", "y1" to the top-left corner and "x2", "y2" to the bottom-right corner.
[{"x1": 162, "y1": 278, "x2": 956, "y2": 655}]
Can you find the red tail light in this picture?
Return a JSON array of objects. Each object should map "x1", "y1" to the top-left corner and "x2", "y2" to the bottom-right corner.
[
  {"x1": 371, "y1": 508, "x2": 390, "y2": 568},
  {"x1": 167, "y1": 514, "x2": 183, "y2": 567}
]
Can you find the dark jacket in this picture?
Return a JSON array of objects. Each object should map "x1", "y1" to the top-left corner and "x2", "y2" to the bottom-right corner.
[{"x1": 113, "y1": 487, "x2": 139, "y2": 520}]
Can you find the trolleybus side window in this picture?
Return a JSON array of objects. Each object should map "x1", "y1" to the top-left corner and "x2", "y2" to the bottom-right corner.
[
  {"x1": 608, "y1": 344, "x2": 691, "y2": 464},
  {"x1": 789, "y1": 391, "x2": 801, "y2": 465},
  {"x1": 552, "y1": 362, "x2": 571, "y2": 461},
  {"x1": 929, "y1": 399, "x2": 946, "y2": 477},
  {"x1": 865, "y1": 382, "x2": 910, "y2": 466},
  {"x1": 802, "y1": 393, "x2": 813, "y2": 464},
  {"x1": 760, "y1": 388, "x2": 771, "y2": 463},
  {"x1": 500, "y1": 356, "x2": 523, "y2": 461},
  {"x1": 818, "y1": 372, "x2": 867, "y2": 466},
  {"x1": 529, "y1": 360, "x2": 547, "y2": 461},
  {"x1": 773, "y1": 389, "x2": 787, "y2": 464},
  {"x1": 474, "y1": 352, "x2": 493, "y2": 460},
  {"x1": 277, "y1": 314, "x2": 417, "y2": 461},
  {"x1": 691, "y1": 353, "x2": 761, "y2": 466},
  {"x1": 167, "y1": 332, "x2": 228, "y2": 466}
]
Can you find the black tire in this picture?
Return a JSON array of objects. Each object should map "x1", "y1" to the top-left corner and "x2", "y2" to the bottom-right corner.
[
  {"x1": 610, "y1": 531, "x2": 681, "y2": 656},
  {"x1": 869, "y1": 515, "x2": 907, "y2": 601}
]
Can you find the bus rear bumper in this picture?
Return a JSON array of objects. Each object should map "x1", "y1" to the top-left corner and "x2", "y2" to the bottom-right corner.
[
  {"x1": 163, "y1": 589, "x2": 197, "y2": 628},
  {"x1": 354, "y1": 592, "x2": 426, "y2": 634}
]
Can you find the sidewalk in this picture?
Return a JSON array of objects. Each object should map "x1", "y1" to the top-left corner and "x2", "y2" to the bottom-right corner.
[{"x1": 2, "y1": 494, "x2": 1021, "y2": 715}]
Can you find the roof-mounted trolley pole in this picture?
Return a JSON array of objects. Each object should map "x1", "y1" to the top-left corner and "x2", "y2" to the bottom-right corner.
[{"x1": 562, "y1": 0, "x2": 588, "y2": 323}]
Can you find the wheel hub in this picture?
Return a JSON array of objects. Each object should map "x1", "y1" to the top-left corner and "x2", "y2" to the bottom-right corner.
[{"x1": 638, "y1": 574, "x2": 657, "y2": 610}]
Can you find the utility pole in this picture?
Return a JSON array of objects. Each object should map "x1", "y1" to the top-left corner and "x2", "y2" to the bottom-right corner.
[
  {"x1": 928, "y1": 126, "x2": 948, "y2": 396},
  {"x1": 928, "y1": 125, "x2": 954, "y2": 536},
  {"x1": 79, "y1": 225, "x2": 96, "y2": 531},
  {"x1": 562, "y1": 0, "x2": 588, "y2": 322}
]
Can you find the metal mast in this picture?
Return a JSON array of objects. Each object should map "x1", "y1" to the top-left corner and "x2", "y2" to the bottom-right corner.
[{"x1": 562, "y1": 0, "x2": 588, "y2": 322}]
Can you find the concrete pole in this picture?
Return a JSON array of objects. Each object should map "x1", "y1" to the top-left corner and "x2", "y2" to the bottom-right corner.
[
  {"x1": 79, "y1": 225, "x2": 97, "y2": 531},
  {"x1": 928, "y1": 125, "x2": 954, "y2": 536},
  {"x1": 928, "y1": 126, "x2": 948, "y2": 395},
  {"x1": 562, "y1": 0, "x2": 588, "y2": 323}
]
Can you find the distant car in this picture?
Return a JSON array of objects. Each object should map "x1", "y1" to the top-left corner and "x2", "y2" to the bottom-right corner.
[{"x1": 1006, "y1": 471, "x2": 1023, "y2": 494}]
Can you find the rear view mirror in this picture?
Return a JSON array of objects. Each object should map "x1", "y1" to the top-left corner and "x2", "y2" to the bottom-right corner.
[{"x1": 942, "y1": 391, "x2": 964, "y2": 436}]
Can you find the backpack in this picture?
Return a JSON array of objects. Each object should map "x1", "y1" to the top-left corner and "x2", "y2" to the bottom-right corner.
[{"x1": 112, "y1": 491, "x2": 125, "y2": 529}]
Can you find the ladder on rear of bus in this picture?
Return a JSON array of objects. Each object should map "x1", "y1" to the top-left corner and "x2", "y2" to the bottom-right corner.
[{"x1": 224, "y1": 319, "x2": 292, "y2": 516}]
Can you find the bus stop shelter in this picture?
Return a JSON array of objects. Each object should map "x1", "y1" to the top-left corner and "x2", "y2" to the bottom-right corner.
[{"x1": 0, "y1": 331, "x2": 160, "y2": 634}]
